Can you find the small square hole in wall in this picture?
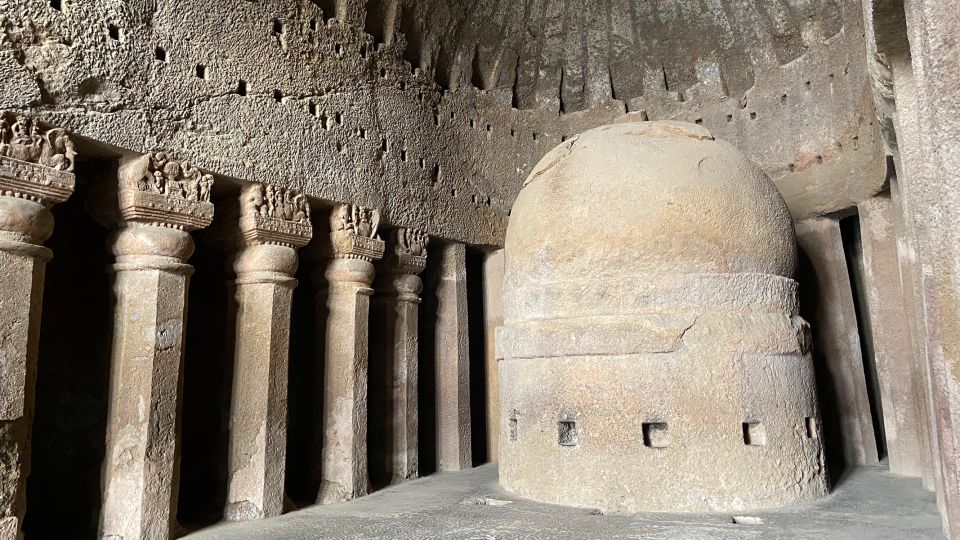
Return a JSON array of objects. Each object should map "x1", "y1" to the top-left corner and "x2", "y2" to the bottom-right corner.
[
  {"x1": 272, "y1": 18, "x2": 283, "y2": 35},
  {"x1": 154, "y1": 46, "x2": 167, "y2": 62},
  {"x1": 743, "y1": 422, "x2": 767, "y2": 446},
  {"x1": 642, "y1": 422, "x2": 670, "y2": 448},
  {"x1": 726, "y1": 114, "x2": 733, "y2": 122},
  {"x1": 107, "y1": 24, "x2": 121, "y2": 41},
  {"x1": 532, "y1": 132, "x2": 539, "y2": 142},
  {"x1": 273, "y1": 89, "x2": 283, "y2": 102},
  {"x1": 50, "y1": 0, "x2": 62, "y2": 11},
  {"x1": 196, "y1": 64, "x2": 208, "y2": 80},
  {"x1": 309, "y1": 17, "x2": 318, "y2": 31},
  {"x1": 400, "y1": 149, "x2": 407, "y2": 162},
  {"x1": 236, "y1": 80, "x2": 248, "y2": 95},
  {"x1": 805, "y1": 417, "x2": 818, "y2": 439},
  {"x1": 749, "y1": 112, "x2": 757, "y2": 120},
  {"x1": 335, "y1": 112, "x2": 343, "y2": 125},
  {"x1": 358, "y1": 127, "x2": 367, "y2": 139},
  {"x1": 309, "y1": 102, "x2": 318, "y2": 117},
  {"x1": 558, "y1": 420, "x2": 578, "y2": 447}
]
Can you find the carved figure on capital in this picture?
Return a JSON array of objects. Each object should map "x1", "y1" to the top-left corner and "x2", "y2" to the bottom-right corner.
[
  {"x1": 0, "y1": 114, "x2": 76, "y2": 172},
  {"x1": 331, "y1": 203, "x2": 380, "y2": 239},
  {"x1": 243, "y1": 182, "x2": 311, "y2": 226},
  {"x1": 136, "y1": 152, "x2": 214, "y2": 203},
  {"x1": 0, "y1": 113, "x2": 76, "y2": 207},
  {"x1": 326, "y1": 203, "x2": 385, "y2": 262},
  {"x1": 395, "y1": 228, "x2": 429, "y2": 257},
  {"x1": 384, "y1": 227, "x2": 429, "y2": 275}
]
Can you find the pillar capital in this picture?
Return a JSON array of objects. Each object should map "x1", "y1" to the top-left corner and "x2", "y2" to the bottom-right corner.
[
  {"x1": 381, "y1": 228, "x2": 429, "y2": 275},
  {"x1": 0, "y1": 114, "x2": 76, "y2": 248},
  {"x1": 91, "y1": 151, "x2": 215, "y2": 232},
  {"x1": 306, "y1": 203, "x2": 386, "y2": 263},
  {"x1": 210, "y1": 182, "x2": 314, "y2": 286},
  {"x1": 375, "y1": 228, "x2": 428, "y2": 302},
  {"x1": 0, "y1": 114, "x2": 76, "y2": 207}
]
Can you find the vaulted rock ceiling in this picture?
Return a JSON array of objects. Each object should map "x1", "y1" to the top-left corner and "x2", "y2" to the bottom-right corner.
[{"x1": 364, "y1": 0, "x2": 845, "y2": 112}]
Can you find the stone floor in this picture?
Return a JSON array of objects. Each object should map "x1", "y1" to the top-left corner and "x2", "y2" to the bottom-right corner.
[{"x1": 186, "y1": 464, "x2": 943, "y2": 539}]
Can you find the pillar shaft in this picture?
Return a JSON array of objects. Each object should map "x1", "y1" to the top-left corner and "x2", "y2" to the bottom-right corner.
[
  {"x1": 372, "y1": 228, "x2": 428, "y2": 484},
  {"x1": 0, "y1": 115, "x2": 75, "y2": 540},
  {"x1": 222, "y1": 183, "x2": 312, "y2": 520},
  {"x1": 94, "y1": 152, "x2": 214, "y2": 540},
  {"x1": 101, "y1": 233, "x2": 193, "y2": 539},
  {"x1": 795, "y1": 216, "x2": 879, "y2": 467},
  {"x1": 0, "y1": 204, "x2": 52, "y2": 540},
  {"x1": 434, "y1": 242, "x2": 472, "y2": 472},
  {"x1": 483, "y1": 249, "x2": 504, "y2": 463},
  {"x1": 312, "y1": 204, "x2": 384, "y2": 504},
  {"x1": 858, "y1": 195, "x2": 925, "y2": 477}
]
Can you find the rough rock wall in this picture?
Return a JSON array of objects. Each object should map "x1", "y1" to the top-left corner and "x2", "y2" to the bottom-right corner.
[{"x1": 0, "y1": 0, "x2": 885, "y2": 247}]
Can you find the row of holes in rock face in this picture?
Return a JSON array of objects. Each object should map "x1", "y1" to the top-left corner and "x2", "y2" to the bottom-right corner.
[{"x1": 508, "y1": 417, "x2": 819, "y2": 448}]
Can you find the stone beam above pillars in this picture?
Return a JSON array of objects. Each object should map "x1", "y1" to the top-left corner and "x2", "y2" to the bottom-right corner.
[
  {"x1": 434, "y1": 242, "x2": 472, "y2": 472},
  {"x1": 307, "y1": 203, "x2": 384, "y2": 504},
  {"x1": 0, "y1": 115, "x2": 76, "y2": 540},
  {"x1": 90, "y1": 152, "x2": 214, "y2": 540},
  {"x1": 371, "y1": 228, "x2": 429, "y2": 485},
  {"x1": 212, "y1": 183, "x2": 313, "y2": 520}
]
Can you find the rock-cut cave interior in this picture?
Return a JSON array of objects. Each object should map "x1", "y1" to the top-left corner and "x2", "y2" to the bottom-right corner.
[{"x1": 0, "y1": 0, "x2": 958, "y2": 538}]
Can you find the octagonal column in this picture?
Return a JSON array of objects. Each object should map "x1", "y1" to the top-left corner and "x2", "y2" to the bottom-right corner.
[
  {"x1": 0, "y1": 116, "x2": 75, "y2": 540},
  {"x1": 434, "y1": 241, "x2": 472, "y2": 472},
  {"x1": 216, "y1": 183, "x2": 313, "y2": 520},
  {"x1": 371, "y1": 228, "x2": 428, "y2": 484},
  {"x1": 91, "y1": 152, "x2": 214, "y2": 540},
  {"x1": 308, "y1": 204, "x2": 384, "y2": 504}
]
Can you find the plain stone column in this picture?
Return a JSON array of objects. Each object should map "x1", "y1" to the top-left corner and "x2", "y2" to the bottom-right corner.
[
  {"x1": 0, "y1": 129, "x2": 75, "y2": 540},
  {"x1": 311, "y1": 204, "x2": 384, "y2": 504},
  {"x1": 796, "y1": 216, "x2": 879, "y2": 466},
  {"x1": 220, "y1": 183, "x2": 312, "y2": 520},
  {"x1": 858, "y1": 194, "x2": 924, "y2": 477},
  {"x1": 371, "y1": 228, "x2": 428, "y2": 484},
  {"x1": 434, "y1": 241, "x2": 472, "y2": 472},
  {"x1": 92, "y1": 153, "x2": 214, "y2": 540},
  {"x1": 483, "y1": 249, "x2": 504, "y2": 463}
]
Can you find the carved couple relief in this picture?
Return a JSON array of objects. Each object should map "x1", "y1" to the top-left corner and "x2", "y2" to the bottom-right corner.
[
  {"x1": 327, "y1": 203, "x2": 385, "y2": 262},
  {"x1": 244, "y1": 182, "x2": 311, "y2": 225},
  {"x1": 0, "y1": 113, "x2": 76, "y2": 208},
  {"x1": 237, "y1": 182, "x2": 313, "y2": 248},
  {"x1": 332, "y1": 203, "x2": 381, "y2": 239},
  {"x1": 0, "y1": 115, "x2": 76, "y2": 172},
  {"x1": 394, "y1": 228, "x2": 428, "y2": 257},
  {"x1": 137, "y1": 152, "x2": 213, "y2": 203}
]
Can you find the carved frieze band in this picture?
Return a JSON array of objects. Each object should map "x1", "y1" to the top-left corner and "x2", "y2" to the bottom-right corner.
[
  {"x1": 239, "y1": 182, "x2": 313, "y2": 248},
  {"x1": 118, "y1": 152, "x2": 215, "y2": 230},
  {"x1": 0, "y1": 114, "x2": 76, "y2": 206},
  {"x1": 327, "y1": 203, "x2": 385, "y2": 262},
  {"x1": 383, "y1": 228, "x2": 429, "y2": 275}
]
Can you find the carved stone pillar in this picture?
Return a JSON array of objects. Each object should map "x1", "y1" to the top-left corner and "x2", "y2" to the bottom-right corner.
[
  {"x1": 309, "y1": 204, "x2": 384, "y2": 504},
  {"x1": 858, "y1": 194, "x2": 925, "y2": 478},
  {"x1": 434, "y1": 241, "x2": 472, "y2": 472},
  {"x1": 91, "y1": 152, "x2": 214, "y2": 540},
  {"x1": 0, "y1": 116, "x2": 75, "y2": 540},
  {"x1": 483, "y1": 249, "x2": 504, "y2": 463},
  {"x1": 216, "y1": 183, "x2": 312, "y2": 520},
  {"x1": 371, "y1": 228, "x2": 428, "y2": 484}
]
